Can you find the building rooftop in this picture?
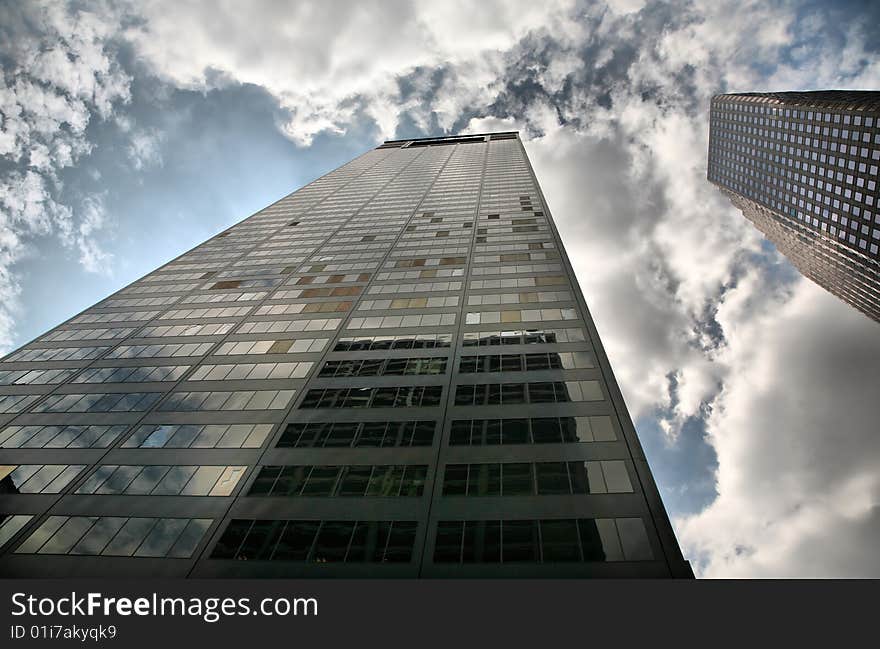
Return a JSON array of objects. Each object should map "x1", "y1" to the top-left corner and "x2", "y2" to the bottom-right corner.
[{"x1": 377, "y1": 131, "x2": 520, "y2": 148}]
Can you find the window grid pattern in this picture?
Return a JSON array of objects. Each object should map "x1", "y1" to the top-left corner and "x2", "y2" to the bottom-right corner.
[
  {"x1": 210, "y1": 519, "x2": 417, "y2": 563},
  {"x1": 0, "y1": 134, "x2": 689, "y2": 578},
  {"x1": 433, "y1": 518, "x2": 653, "y2": 563},
  {"x1": 708, "y1": 91, "x2": 880, "y2": 321}
]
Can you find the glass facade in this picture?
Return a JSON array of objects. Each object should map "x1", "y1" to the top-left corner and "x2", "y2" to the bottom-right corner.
[
  {"x1": 708, "y1": 90, "x2": 880, "y2": 322},
  {"x1": 0, "y1": 132, "x2": 691, "y2": 578}
]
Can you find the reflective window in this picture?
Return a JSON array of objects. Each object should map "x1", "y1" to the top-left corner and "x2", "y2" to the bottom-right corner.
[
  {"x1": 15, "y1": 516, "x2": 212, "y2": 557},
  {"x1": 211, "y1": 519, "x2": 417, "y2": 563},
  {"x1": 277, "y1": 420, "x2": 435, "y2": 448},
  {"x1": 0, "y1": 465, "x2": 85, "y2": 494},
  {"x1": 0, "y1": 425, "x2": 127, "y2": 449},
  {"x1": 75, "y1": 465, "x2": 246, "y2": 496},
  {"x1": 299, "y1": 385, "x2": 443, "y2": 409},
  {"x1": 453, "y1": 381, "x2": 603, "y2": 405},
  {"x1": 0, "y1": 514, "x2": 33, "y2": 550},
  {"x1": 123, "y1": 423, "x2": 272, "y2": 449},
  {"x1": 249, "y1": 465, "x2": 427, "y2": 497},
  {"x1": 433, "y1": 518, "x2": 652, "y2": 563},
  {"x1": 320, "y1": 356, "x2": 447, "y2": 377},
  {"x1": 159, "y1": 390, "x2": 296, "y2": 411},
  {"x1": 441, "y1": 461, "x2": 631, "y2": 496}
]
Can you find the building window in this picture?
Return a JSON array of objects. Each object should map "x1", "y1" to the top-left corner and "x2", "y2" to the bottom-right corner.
[
  {"x1": 441, "y1": 460, "x2": 632, "y2": 496},
  {"x1": 248, "y1": 465, "x2": 428, "y2": 497},
  {"x1": 278, "y1": 420, "x2": 435, "y2": 448},
  {"x1": 449, "y1": 416, "x2": 616, "y2": 445},
  {"x1": 75, "y1": 465, "x2": 246, "y2": 496},
  {"x1": 459, "y1": 352, "x2": 594, "y2": 373},
  {"x1": 433, "y1": 518, "x2": 652, "y2": 563},
  {"x1": 319, "y1": 356, "x2": 447, "y2": 377},
  {"x1": 210, "y1": 519, "x2": 417, "y2": 563},
  {"x1": 299, "y1": 385, "x2": 443, "y2": 409},
  {"x1": 453, "y1": 381, "x2": 603, "y2": 405},
  {"x1": 14, "y1": 516, "x2": 212, "y2": 557},
  {"x1": 0, "y1": 465, "x2": 85, "y2": 494}
]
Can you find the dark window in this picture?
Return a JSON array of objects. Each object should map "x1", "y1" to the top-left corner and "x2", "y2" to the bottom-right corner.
[
  {"x1": 421, "y1": 386, "x2": 443, "y2": 406},
  {"x1": 502, "y1": 463, "x2": 533, "y2": 495},
  {"x1": 577, "y1": 519, "x2": 607, "y2": 562},
  {"x1": 383, "y1": 521, "x2": 417, "y2": 562},
  {"x1": 300, "y1": 466, "x2": 340, "y2": 496},
  {"x1": 342, "y1": 389, "x2": 370, "y2": 408},
  {"x1": 385, "y1": 358, "x2": 408, "y2": 375},
  {"x1": 249, "y1": 466, "x2": 281, "y2": 495},
  {"x1": 273, "y1": 521, "x2": 319, "y2": 561},
  {"x1": 443, "y1": 465, "x2": 468, "y2": 496},
  {"x1": 528, "y1": 382, "x2": 556, "y2": 403},
  {"x1": 450, "y1": 420, "x2": 471, "y2": 445},
  {"x1": 411, "y1": 421, "x2": 435, "y2": 446},
  {"x1": 382, "y1": 422, "x2": 407, "y2": 447},
  {"x1": 278, "y1": 423, "x2": 306, "y2": 447},
  {"x1": 346, "y1": 521, "x2": 385, "y2": 562},
  {"x1": 553, "y1": 381, "x2": 572, "y2": 402},
  {"x1": 539, "y1": 519, "x2": 581, "y2": 562},
  {"x1": 568, "y1": 461, "x2": 589, "y2": 494},
  {"x1": 337, "y1": 466, "x2": 373, "y2": 496},
  {"x1": 532, "y1": 418, "x2": 562, "y2": 444},
  {"x1": 453, "y1": 384, "x2": 475, "y2": 405},
  {"x1": 279, "y1": 421, "x2": 434, "y2": 448},
  {"x1": 366, "y1": 465, "x2": 404, "y2": 496},
  {"x1": 325, "y1": 423, "x2": 357, "y2": 447},
  {"x1": 501, "y1": 383, "x2": 525, "y2": 404},
  {"x1": 535, "y1": 462, "x2": 570, "y2": 494},
  {"x1": 210, "y1": 520, "x2": 251, "y2": 559},
  {"x1": 503, "y1": 520, "x2": 538, "y2": 562},
  {"x1": 357, "y1": 422, "x2": 387, "y2": 446},
  {"x1": 371, "y1": 388, "x2": 396, "y2": 408},
  {"x1": 401, "y1": 465, "x2": 427, "y2": 497},
  {"x1": 236, "y1": 520, "x2": 284, "y2": 560},
  {"x1": 360, "y1": 358, "x2": 384, "y2": 376},
  {"x1": 463, "y1": 520, "x2": 501, "y2": 563},
  {"x1": 212, "y1": 520, "x2": 417, "y2": 563},
  {"x1": 433, "y1": 521, "x2": 463, "y2": 562},
  {"x1": 485, "y1": 419, "x2": 502, "y2": 445},
  {"x1": 526, "y1": 354, "x2": 550, "y2": 370},
  {"x1": 273, "y1": 466, "x2": 310, "y2": 495},
  {"x1": 459, "y1": 357, "x2": 479, "y2": 373},
  {"x1": 312, "y1": 521, "x2": 355, "y2": 562},
  {"x1": 502, "y1": 419, "x2": 529, "y2": 444},
  {"x1": 467, "y1": 463, "x2": 501, "y2": 496}
]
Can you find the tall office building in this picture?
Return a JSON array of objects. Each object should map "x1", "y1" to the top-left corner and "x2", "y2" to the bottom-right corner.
[
  {"x1": 708, "y1": 90, "x2": 880, "y2": 322},
  {"x1": 0, "y1": 132, "x2": 691, "y2": 578}
]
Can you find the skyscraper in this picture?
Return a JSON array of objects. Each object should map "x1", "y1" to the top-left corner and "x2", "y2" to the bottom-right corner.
[
  {"x1": 0, "y1": 132, "x2": 692, "y2": 578},
  {"x1": 708, "y1": 91, "x2": 880, "y2": 322}
]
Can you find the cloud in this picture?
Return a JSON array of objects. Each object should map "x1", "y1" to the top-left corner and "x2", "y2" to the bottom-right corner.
[
  {"x1": 126, "y1": 127, "x2": 165, "y2": 170},
  {"x1": 680, "y1": 278, "x2": 880, "y2": 577},
  {"x1": 120, "y1": 0, "x2": 576, "y2": 144},
  {"x1": 0, "y1": 1, "x2": 132, "y2": 351}
]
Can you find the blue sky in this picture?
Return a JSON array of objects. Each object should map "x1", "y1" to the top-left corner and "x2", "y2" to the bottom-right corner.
[{"x1": 1, "y1": 0, "x2": 879, "y2": 577}]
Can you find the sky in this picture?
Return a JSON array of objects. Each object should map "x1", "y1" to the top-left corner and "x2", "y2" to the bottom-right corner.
[{"x1": 1, "y1": 0, "x2": 879, "y2": 577}]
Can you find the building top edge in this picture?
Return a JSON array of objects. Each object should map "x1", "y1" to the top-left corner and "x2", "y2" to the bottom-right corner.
[
  {"x1": 378, "y1": 131, "x2": 520, "y2": 147},
  {"x1": 710, "y1": 90, "x2": 880, "y2": 112}
]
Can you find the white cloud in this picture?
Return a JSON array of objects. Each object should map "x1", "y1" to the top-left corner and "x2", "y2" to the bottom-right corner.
[
  {"x1": 679, "y1": 279, "x2": 880, "y2": 577},
  {"x1": 120, "y1": 0, "x2": 576, "y2": 143},
  {"x1": 0, "y1": 1, "x2": 132, "y2": 352},
  {"x1": 127, "y1": 128, "x2": 165, "y2": 171}
]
